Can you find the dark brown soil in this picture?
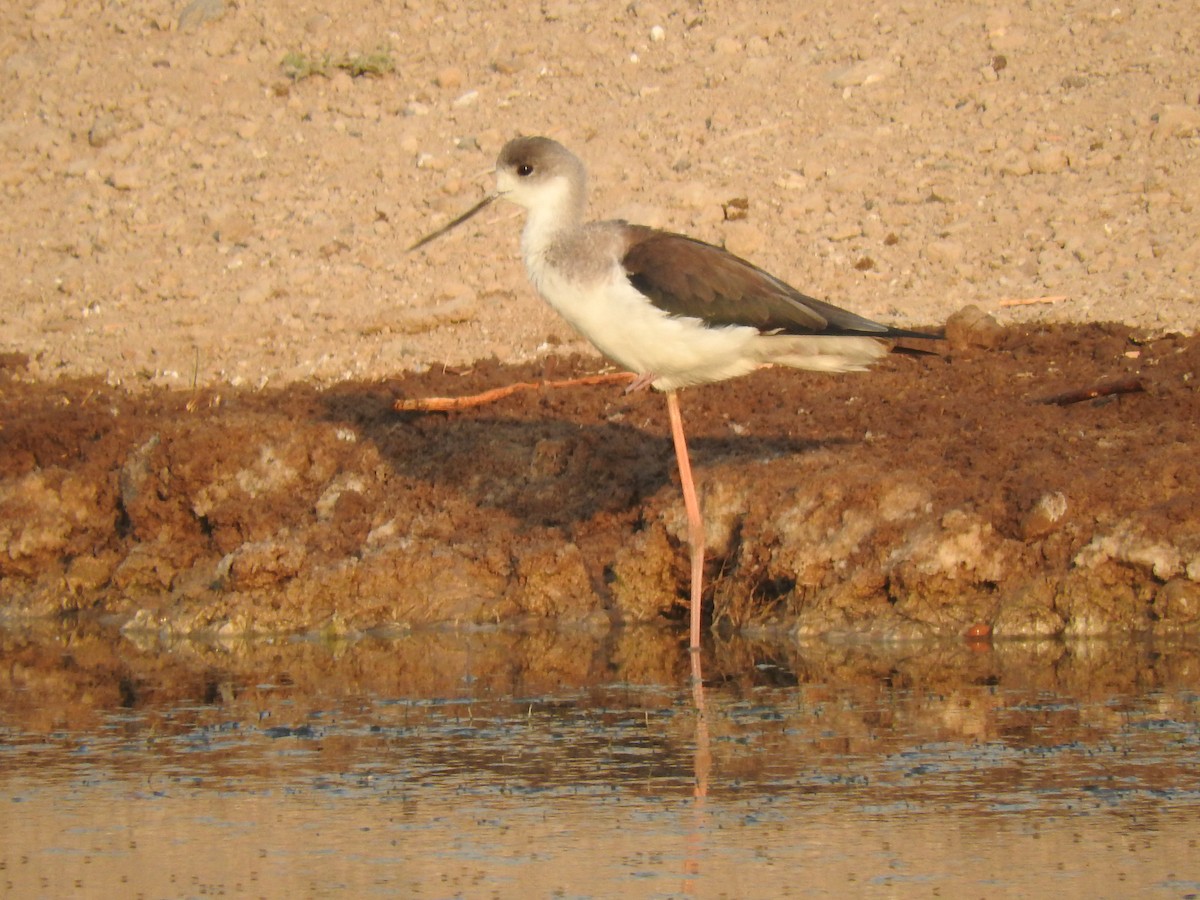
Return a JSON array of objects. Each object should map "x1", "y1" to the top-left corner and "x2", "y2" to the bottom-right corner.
[{"x1": 2, "y1": 318, "x2": 1198, "y2": 641}]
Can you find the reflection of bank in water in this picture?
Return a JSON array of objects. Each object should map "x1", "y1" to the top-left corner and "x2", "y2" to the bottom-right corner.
[{"x1": 1, "y1": 624, "x2": 1198, "y2": 897}]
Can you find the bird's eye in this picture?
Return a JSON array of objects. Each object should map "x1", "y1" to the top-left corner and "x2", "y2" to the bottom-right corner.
[{"x1": 517, "y1": 164, "x2": 534, "y2": 177}]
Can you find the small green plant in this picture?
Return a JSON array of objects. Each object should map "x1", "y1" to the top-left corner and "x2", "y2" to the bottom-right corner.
[
  {"x1": 281, "y1": 47, "x2": 395, "y2": 81},
  {"x1": 342, "y1": 49, "x2": 394, "y2": 78}
]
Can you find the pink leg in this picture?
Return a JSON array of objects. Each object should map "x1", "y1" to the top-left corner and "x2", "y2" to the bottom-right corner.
[{"x1": 666, "y1": 391, "x2": 705, "y2": 651}]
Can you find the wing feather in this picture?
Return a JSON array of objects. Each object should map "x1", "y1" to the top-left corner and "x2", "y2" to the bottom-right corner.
[{"x1": 621, "y1": 228, "x2": 916, "y2": 338}]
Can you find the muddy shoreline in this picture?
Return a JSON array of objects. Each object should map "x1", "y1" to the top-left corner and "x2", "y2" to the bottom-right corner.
[{"x1": 3, "y1": 321, "x2": 1198, "y2": 641}]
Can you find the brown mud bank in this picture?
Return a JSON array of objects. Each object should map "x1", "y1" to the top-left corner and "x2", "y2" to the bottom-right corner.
[{"x1": 2, "y1": 321, "x2": 1198, "y2": 640}]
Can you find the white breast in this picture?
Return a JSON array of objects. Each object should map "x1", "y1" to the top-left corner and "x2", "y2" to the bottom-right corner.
[{"x1": 529, "y1": 260, "x2": 766, "y2": 391}]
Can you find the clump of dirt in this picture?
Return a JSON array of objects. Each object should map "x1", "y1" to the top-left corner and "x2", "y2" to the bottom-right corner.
[{"x1": 3, "y1": 323, "x2": 1198, "y2": 640}]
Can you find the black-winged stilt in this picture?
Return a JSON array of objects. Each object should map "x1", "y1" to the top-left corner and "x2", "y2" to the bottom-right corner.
[{"x1": 411, "y1": 136, "x2": 939, "y2": 650}]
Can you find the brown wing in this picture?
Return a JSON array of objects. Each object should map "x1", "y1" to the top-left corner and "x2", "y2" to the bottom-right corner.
[{"x1": 621, "y1": 227, "x2": 909, "y2": 337}]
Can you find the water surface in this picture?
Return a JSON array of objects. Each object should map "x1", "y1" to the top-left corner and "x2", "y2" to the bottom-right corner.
[{"x1": 2, "y1": 625, "x2": 1198, "y2": 897}]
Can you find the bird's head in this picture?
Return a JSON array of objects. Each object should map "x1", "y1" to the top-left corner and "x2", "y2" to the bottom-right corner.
[
  {"x1": 495, "y1": 136, "x2": 587, "y2": 218},
  {"x1": 406, "y1": 136, "x2": 588, "y2": 254}
]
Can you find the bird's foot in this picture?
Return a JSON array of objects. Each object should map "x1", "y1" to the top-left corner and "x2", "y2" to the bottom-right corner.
[{"x1": 624, "y1": 372, "x2": 657, "y2": 394}]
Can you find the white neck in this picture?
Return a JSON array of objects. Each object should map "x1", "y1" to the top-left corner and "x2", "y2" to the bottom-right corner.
[{"x1": 519, "y1": 175, "x2": 587, "y2": 263}]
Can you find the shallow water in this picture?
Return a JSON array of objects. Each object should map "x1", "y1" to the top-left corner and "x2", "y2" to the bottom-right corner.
[{"x1": 2, "y1": 625, "x2": 1199, "y2": 898}]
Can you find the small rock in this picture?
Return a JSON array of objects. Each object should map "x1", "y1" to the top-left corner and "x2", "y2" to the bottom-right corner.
[
  {"x1": 1020, "y1": 491, "x2": 1068, "y2": 540},
  {"x1": 1152, "y1": 104, "x2": 1200, "y2": 141},
  {"x1": 391, "y1": 294, "x2": 478, "y2": 334},
  {"x1": 722, "y1": 196, "x2": 749, "y2": 221},
  {"x1": 672, "y1": 180, "x2": 718, "y2": 210},
  {"x1": 924, "y1": 239, "x2": 965, "y2": 267},
  {"x1": 304, "y1": 13, "x2": 330, "y2": 33},
  {"x1": 225, "y1": 537, "x2": 307, "y2": 590},
  {"x1": 827, "y1": 222, "x2": 862, "y2": 242},
  {"x1": 998, "y1": 150, "x2": 1032, "y2": 177},
  {"x1": 240, "y1": 277, "x2": 273, "y2": 305},
  {"x1": 315, "y1": 474, "x2": 367, "y2": 521},
  {"x1": 88, "y1": 113, "x2": 119, "y2": 148},
  {"x1": 178, "y1": 0, "x2": 226, "y2": 30},
  {"x1": 1156, "y1": 578, "x2": 1200, "y2": 626},
  {"x1": 722, "y1": 221, "x2": 765, "y2": 258},
  {"x1": 119, "y1": 435, "x2": 160, "y2": 510},
  {"x1": 1029, "y1": 146, "x2": 1070, "y2": 174},
  {"x1": 945, "y1": 304, "x2": 1005, "y2": 350},
  {"x1": 111, "y1": 546, "x2": 176, "y2": 591},
  {"x1": 435, "y1": 66, "x2": 465, "y2": 89},
  {"x1": 416, "y1": 153, "x2": 448, "y2": 171},
  {"x1": 831, "y1": 58, "x2": 898, "y2": 88},
  {"x1": 712, "y1": 37, "x2": 742, "y2": 56},
  {"x1": 107, "y1": 166, "x2": 144, "y2": 191},
  {"x1": 992, "y1": 580, "x2": 1065, "y2": 637},
  {"x1": 988, "y1": 27, "x2": 1027, "y2": 52},
  {"x1": 31, "y1": 0, "x2": 67, "y2": 24},
  {"x1": 65, "y1": 553, "x2": 118, "y2": 593}
]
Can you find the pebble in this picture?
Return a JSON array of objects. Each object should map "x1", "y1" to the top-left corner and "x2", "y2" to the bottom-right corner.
[
  {"x1": 107, "y1": 166, "x2": 143, "y2": 191},
  {"x1": 712, "y1": 37, "x2": 742, "y2": 56},
  {"x1": 830, "y1": 58, "x2": 898, "y2": 88},
  {"x1": 827, "y1": 223, "x2": 862, "y2": 242},
  {"x1": 240, "y1": 277, "x2": 273, "y2": 305},
  {"x1": 392, "y1": 294, "x2": 478, "y2": 334},
  {"x1": 988, "y1": 28, "x2": 1027, "y2": 52},
  {"x1": 721, "y1": 221, "x2": 765, "y2": 258},
  {"x1": 1159, "y1": 579, "x2": 1200, "y2": 625},
  {"x1": 998, "y1": 150, "x2": 1032, "y2": 177},
  {"x1": 435, "y1": 66, "x2": 465, "y2": 89},
  {"x1": 924, "y1": 239, "x2": 965, "y2": 267},
  {"x1": 671, "y1": 180, "x2": 718, "y2": 210},
  {"x1": 304, "y1": 13, "x2": 331, "y2": 34},
  {"x1": 1020, "y1": 492, "x2": 1069, "y2": 541},
  {"x1": 31, "y1": 0, "x2": 66, "y2": 24},
  {"x1": 178, "y1": 0, "x2": 226, "y2": 30},
  {"x1": 1152, "y1": 104, "x2": 1200, "y2": 140},
  {"x1": 945, "y1": 305, "x2": 1005, "y2": 350},
  {"x1": 65, "y1": 554, "x2": 117, "y2": 593},
  {"x1": 416, "y1": 153, "x2": 448, "y2": 171},
  {"x1": 88, "y1": 113, "x2": 119, "y2": 148},
  {"x1": 1029, "y1": 146, "x2": 1070, "y2": 174}
]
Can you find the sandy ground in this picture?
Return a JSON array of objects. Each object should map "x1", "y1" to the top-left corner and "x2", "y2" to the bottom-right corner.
[
  {"x1": 2, "y1": 0, "x2": 1199, "y2": 637},
  {"x1": 2, "y1": 0, "x2": 1197, "y2": 387}
]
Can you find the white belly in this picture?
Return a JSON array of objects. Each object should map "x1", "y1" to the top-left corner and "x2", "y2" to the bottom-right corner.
[{"x1": 532, "y1": 265, "x2": 765, "y2": 390}]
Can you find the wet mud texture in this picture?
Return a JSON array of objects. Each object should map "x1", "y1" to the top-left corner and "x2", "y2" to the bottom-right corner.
[{"x1": 2, "y1": 320, "x2": 1198, "y2": 640}]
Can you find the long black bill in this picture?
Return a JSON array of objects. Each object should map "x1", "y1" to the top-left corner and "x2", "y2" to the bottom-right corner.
[{"x1": 407, "y1": 193, "x2": 498, "y2": 253}]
